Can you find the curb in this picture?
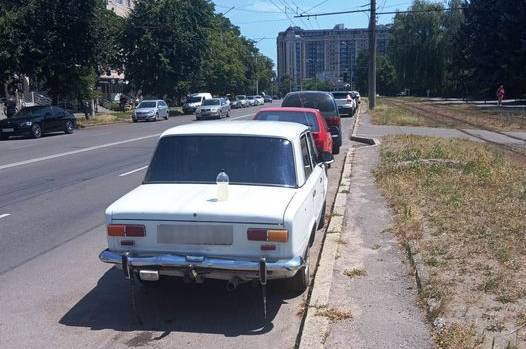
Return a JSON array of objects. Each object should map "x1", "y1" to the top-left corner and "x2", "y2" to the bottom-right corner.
[
  {"x1": 350, "y1": 106, "x2": 380, "y2": 146},
  {"x1": 298, "y1": 149, "x2": 354, "y2": 349}
]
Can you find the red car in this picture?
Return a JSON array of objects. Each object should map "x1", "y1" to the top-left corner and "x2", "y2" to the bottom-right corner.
[{"x1": 254, "y1": 107, "x2": 334, "y2": 154}]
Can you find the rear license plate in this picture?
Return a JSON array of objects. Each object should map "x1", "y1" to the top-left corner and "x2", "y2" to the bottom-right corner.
[
  {"x1": 157, "y1": 224, "x2": 233, "y2": 245},
  {"x1": 2, "y1": 128, "x2": 14, "y2": 132}
]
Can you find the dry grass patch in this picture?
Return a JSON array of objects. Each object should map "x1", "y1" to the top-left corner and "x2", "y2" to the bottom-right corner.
[
  {"x1": 76, "y1": 111, "x2": 131, "y2": 128},
  {"x1": 375, "y1": 135, "x2": 526, "y2": 348},
  {"x1": 370, "y1": 99, "x2": 446, "y2": 127},
  {"x1": 314, "y1": 306, "x2": 352, "y2": 321},
  {"x1": 343, "y1": 268, "x2": 367, "y2": 278}
]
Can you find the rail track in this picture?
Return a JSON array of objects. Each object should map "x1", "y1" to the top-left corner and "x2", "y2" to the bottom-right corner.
[{"x1": 384, "y1": 98, "x2": 526, "y2": 160}]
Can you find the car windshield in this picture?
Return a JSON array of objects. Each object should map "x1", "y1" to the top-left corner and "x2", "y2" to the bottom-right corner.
[
  {"x1": 187, "y1": 96, "x2": 202, "y2": 103},
  {"x1": 282, "y1": 93, "x2": 337, "y2": 118},
  {"x1": 236, "y1": 95, "x2": 246, "y2": 100},
  {"x1": 255, "y1": 111, "x2": 319, "y2": 132},
  {"x1": 332, "y1": 92, "x2": 349, "y2": 99},
  {"x1": 13, "y1": 106, "x2": 46, "y2": 118},
  {"x1": 248, "y1": 96, "x2": 254, "y2": 100},
  {"x1": 137, "y1": 101, "x2": 156, "y2": 108},
  {"x1": 145, "y1": 135, "x2": 296, "y2": 187},
  {"x1": 202, "y1": 99, "x2": 220, "y2": 106}
]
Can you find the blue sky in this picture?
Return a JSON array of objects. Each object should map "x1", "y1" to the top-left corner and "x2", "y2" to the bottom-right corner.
[{"x1": 213, "y1": 0, "x2": 418, "y2": 66}]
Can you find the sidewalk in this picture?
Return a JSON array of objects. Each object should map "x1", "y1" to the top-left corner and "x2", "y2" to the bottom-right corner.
[
  {"x1": 322, "y1": 144, "x2": 434, "y2": 348},
  {"x1": 356, "y1": 111, "x2": 526, "y2": 144}
]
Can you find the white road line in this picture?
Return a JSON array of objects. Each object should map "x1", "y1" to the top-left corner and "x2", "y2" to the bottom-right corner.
[
  {"x1": 0, "y1": 134, "x2": 160, "y2": 171},
  {"x1": 119, "y1": 165, "x2": 148, "y2": 177},
  {"x1": 0, "y1": 214, "x2": 11, "y2": 220},
  {"x1": 229, "y1": 113, "x2": 254, "y2": 120}
]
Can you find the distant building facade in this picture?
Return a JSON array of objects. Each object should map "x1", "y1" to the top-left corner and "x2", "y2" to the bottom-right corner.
[
  {"x1": 277, "y1": 24, "x2": 391, "y2": 90},
  {"x1": 106, "y1": 0, "x2": 134, "y2": 17}
]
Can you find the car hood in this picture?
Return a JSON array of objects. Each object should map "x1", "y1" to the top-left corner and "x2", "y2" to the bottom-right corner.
[
  {"x1": 107, "y1": 183, "x2": 296, "y2": 225},
  {"x1": 135, "y1": 108, "x2": 156, "y2": 113}
]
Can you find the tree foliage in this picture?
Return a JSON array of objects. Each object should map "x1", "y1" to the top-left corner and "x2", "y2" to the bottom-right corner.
[
  {"x1": 356, "y1": 52, "x2": 398, "y2": 96},
  {"x1": 458, "y1": 0, "x2": 526, "y2": 98}
]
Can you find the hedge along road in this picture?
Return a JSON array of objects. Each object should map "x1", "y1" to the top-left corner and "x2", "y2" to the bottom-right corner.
[{"x1": 0, "y1": 103, "x2": 355, "y2": 349}]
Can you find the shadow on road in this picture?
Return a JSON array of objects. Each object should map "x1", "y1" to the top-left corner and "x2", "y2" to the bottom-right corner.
[{"x1": 60, "y1": 267, "x2": 299, "y2": 337}]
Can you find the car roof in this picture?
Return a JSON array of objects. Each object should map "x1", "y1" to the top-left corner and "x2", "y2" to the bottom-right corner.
[
  {"x1": 257, "y1": 107, "x2": 320, "y2": 114},
  {"x1": 161, "y1": 120, "x2": 308, "y2": 140},
  {"x1": 286, "y1": 90, "x2": 332, "y2": 96},
  {"x1": 141, "y1": 99, "x2": 161, "y2": 102}
]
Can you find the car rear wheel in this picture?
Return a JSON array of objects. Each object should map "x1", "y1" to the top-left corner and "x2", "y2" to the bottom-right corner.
[
  {"x1": 332, "y1": 144, "x2": 340, "y2": 155},
  {"x1": 64, "y1": 120, "x2": 74, "y2": 134},
  {"x1": 288, "y1": 247, "x2": 310, "y2": 293},
  {"x1": 164, "y1": 115, "x2": 168, "y2": 120},
  {"x1": 31, "y1": 123, "x2": 42, "y2": 138}
]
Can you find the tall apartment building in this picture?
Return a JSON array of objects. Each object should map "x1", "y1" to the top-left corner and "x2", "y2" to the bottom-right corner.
[
  {"x1": 106, "y1": 0, "x2": 134, "y2": 17},
  {"x1": 277, "y1": 24, "x2": 391, "y2": 89}
]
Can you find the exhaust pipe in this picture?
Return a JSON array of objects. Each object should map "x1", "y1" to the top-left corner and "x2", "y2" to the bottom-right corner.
[{"x1": 226, "y1": 278, "x2": 239, "y2": 292}]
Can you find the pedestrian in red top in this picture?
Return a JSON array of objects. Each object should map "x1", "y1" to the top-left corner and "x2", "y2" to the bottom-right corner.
[{"x1": 497, "y1": 85, "x2": 505, "y2": 106}]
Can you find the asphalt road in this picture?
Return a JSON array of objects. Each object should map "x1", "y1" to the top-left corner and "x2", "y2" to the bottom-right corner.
[{"x1": 0, "y1": 103, "x2": 354, "y2": 349}]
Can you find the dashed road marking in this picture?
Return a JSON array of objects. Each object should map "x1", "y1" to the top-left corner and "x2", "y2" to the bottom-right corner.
[{"x1": 119, "y1": 165, "x2": 148, "y2": 177}]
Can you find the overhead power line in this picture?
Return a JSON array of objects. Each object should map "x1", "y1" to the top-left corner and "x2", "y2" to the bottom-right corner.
[{"x1": 294, "y1": 7, "x2": 464, "y2": 18}]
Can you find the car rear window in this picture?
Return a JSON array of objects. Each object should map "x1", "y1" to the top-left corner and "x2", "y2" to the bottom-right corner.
[
  {"x1": 332, "y1": 92, "x2": 349, "y2": 99},
  {"x1": 282, "y1": 93, "x2": 337, "y2": 118},
  {"x1": 255, "y1": 111, "x2": 319, "y2": 132},
  {"x1": 145, "y1": 135, "x2": 296, "y2": 187}
]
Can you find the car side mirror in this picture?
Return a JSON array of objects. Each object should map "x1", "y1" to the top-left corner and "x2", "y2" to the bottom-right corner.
[{"x1": 318, "y1": 151, "x2": 334, "y2": 165}]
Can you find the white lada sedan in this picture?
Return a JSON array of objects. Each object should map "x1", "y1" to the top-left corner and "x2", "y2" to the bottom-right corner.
[{"x1": 99, "y1": 121, "x2": 333, "y2": 292}]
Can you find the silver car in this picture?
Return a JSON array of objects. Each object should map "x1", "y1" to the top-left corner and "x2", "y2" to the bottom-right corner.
[
  {"x1": 235, "y1": 95, "x2": 249, "y2": 108},
  {"x1": 195, "y1": 98, "x2": 230, "y2": 120},
  {"x1": 132, "y1": 100, "x2": 169, "y2": 122}
]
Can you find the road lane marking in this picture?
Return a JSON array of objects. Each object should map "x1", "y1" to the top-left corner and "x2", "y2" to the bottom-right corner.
[
  {"x1": 0, "y1": 214, "x2": 11, "y2": 220},
  {"x1": 119, "y1": 165, "x2": 148, "y2": 177},
  {"x1": 230, "y1": 113, "x2": 255, "y2": 120},
  {"x1": 0, "y1": 134, "x2": 160, "y2": 171}
]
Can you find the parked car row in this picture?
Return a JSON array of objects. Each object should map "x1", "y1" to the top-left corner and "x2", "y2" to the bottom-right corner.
[{"x1": 331, "y1": 91, "x2": 360, "y2": 117}]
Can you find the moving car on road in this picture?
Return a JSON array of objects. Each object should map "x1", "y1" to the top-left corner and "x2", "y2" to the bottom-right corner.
[
  {"x1": 195, "y1": 98, "x2": 230, "y2": 120},
  {"x1": 264, "y1": 95, "x2": 273, "y2": 103},
  {"x1": 0, "y1": 105, "x2": 76, "y2": 139},
  {"x1": 132, "y1": 99, "x2": 169, "y2": 122},
  {"x1": 254, "y1": 95, "x2": 265, "y2": 105},
  {"x1": 282, "y1": 91, "x2": 342, "y2": 154},
  {"x1": 183, "y1": 93, "x2": 212, "y2": 114},
  {"x1": 350, "y1": 91, "x2": 361, "y2": 104},
  {"x1": 99, "y1": 121, "x2": 334, "y2": 293},
  {"x1": 254, "y1": 107, "x2": 333, "y2": 155},
  {"x1": 235, "y1": 95, "x2": 249, "y2": 108},
  {"x1": 331, "y1": 91, "x2": 356, "y2": 117},
  {"x1": 247, "y1": 96, "x2": 257, "y2": 106}
]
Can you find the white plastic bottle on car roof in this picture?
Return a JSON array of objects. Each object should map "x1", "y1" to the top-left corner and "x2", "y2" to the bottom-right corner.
[{"x1": 216, "y1": 169, "x2": 229, "y2": 201}]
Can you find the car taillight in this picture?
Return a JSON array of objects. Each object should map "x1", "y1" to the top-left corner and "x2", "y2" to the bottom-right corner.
[
  {"x1": 247, "y1": 228, "x2": 289, "y2": 242},
  {"x1": 326, "y1": 116, "x2": 340, "y2": 126},
  {"x1": 107, "y1": 224, "x2": 145, "y2": 237}
]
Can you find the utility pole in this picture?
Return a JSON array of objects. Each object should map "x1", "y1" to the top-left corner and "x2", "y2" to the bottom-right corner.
[{"x1": 368, "y1": 0, "x2": 377, "y2": 109}]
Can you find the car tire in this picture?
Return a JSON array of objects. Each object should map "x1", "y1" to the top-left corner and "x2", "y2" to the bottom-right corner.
[
  {"x1": 317, "y1": 203, "x2": 326, "y2": 230},
  {"x1": 30, "y1": 123, "x2": 42, "y2": 138},
  {"x1": 164, "y1": 115, "x2": 168, "y2": 120},
  {"x1": 64, "y1": 120, "x2": 74, "y2": 134},
  {"x1": 132, "y1": 118, "x2": 137, "y2": 123},
  {"x1": 227, "y1": 111, "x2": 230, "y2": 117},
  {"x1": 288, "y1": 247, "x2": 310, "y2": 293},
  {"x1": 0, "y1": 134, "x2": 8, "y2": 140},
  {"x1": 332, "y1": 144, "x2": 340, "y2": 155}
]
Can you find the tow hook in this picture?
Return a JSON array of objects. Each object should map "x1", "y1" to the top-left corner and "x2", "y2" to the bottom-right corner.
[
  {"x1": 122, "y1": 251, "x2": 131, "y2": 279},
  {"x1": 259, "y1": 258, "x2": 268, "y2": 319}
]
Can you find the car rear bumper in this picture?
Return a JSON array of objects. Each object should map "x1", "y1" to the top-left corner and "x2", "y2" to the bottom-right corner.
[
  {"x1": 99, "y1": 249, "x2": 303, "y2": 280},
  {"x1": 338, "y1": 105, "x2": 354, "y2": 116}
]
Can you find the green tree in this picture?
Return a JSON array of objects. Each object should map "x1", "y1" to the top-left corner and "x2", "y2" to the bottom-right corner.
[
  {"x1": 355, "y1": 52, "x2": 398, "y2": 96},
  {"x1": 389, "y1": 0, "x2": 448, "y2": 96},
  {"x1": 122, "y1": 0, "x2": 214, "y2": 98},
  {"x1": 302, "y1": 79, "x2": 334, "y2": 91},
  {"x1": 458, "y1": 0, "x2": 526, "y2": 98},
  {"x1": 0, "y1": 0, "x2": 119, "y2": 100}
]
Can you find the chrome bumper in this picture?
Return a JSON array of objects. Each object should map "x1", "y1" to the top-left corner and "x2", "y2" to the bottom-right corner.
[{"x1": 99, "y1": 249, "x2": 303, "y2": 279}]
